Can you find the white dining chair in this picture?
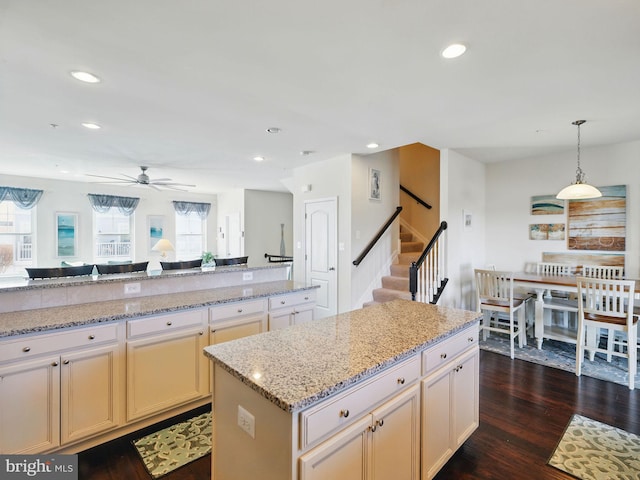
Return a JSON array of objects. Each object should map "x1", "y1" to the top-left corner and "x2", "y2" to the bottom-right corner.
[
  {"x1": 575, "y1": 276, "x2": 637, "y2": 390},
  {"x1": 580, "y1": 265, "x2": 625, "y2": 361},
  {"x1": 475, "y1": 269, "x2": 527, "y2": 359},
  {"x1": 536, "y1": 262, "x2": 576, "y2": 329}
]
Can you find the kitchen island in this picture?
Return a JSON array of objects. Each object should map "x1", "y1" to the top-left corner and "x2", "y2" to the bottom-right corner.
[{"x1": 204, "y1": 299, "x2": 481, "y2": 480}]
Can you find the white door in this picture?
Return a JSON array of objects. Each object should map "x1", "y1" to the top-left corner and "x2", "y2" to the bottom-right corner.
[
  {"x1": 225, "y1": 212, "x2": 242, "y2": 257},
  {"x1": 305, "y1": 198, "x2": 338, "y2": 318}
]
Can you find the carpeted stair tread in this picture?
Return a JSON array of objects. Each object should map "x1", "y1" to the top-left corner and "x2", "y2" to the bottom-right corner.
[
  {"x1": 399, "y1": 232, "x2": 413, "y2": 242},
  {"x1": 398, "y1": 252, "x2": 420, "y2": 265},
  {"x1": 372, "y1": 287, "x2": 412, "y2": 303},
  {"x1": 390, "y1": 264, "x2": 411, "y2": 278},
  {"x1": 401, "y1": 241, "x2": 424, "y2": 253},
  {"x1": 382, "y1": 275, "x2": 409, "y2": 290}
]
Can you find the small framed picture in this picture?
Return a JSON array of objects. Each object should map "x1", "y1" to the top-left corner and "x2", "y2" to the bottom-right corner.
[
  {"x1": 56, "y1": 212, "x2": 78, "y2": 257},
  {"x1": 369, "y1": 168, "x2": 381, "y2": 200},
  {"x1": 148, "y1": 215, "x2": 165, "y2": 251},
  {"x1": 463, "y1": 210, "x2": 473, "y2": 230}
]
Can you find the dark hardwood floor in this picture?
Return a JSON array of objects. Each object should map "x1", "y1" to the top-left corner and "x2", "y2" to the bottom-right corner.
[{"x1": 78, "y1": 350, "x2": 639, "y2": 479}]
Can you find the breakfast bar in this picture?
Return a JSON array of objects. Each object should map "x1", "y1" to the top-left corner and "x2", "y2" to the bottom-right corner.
[{"x1": 204, "y1": 299, "x2": 481, "y2": 480}]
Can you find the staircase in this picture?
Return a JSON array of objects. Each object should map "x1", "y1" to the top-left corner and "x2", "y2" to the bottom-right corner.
[{"x1": 364, "y1": 228, "x2": 424, "y2": 306}]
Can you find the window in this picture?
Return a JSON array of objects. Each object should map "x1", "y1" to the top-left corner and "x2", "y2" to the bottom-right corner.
[
  {"x1": 94, "y1": 208, "x2": 133, "y2": 262},
  {"x1": 175, "y1": 212, "x2": 206, "y2": 260},
  {"x1": 0, "y1": 200, "x2": 34, "y2": 276}
]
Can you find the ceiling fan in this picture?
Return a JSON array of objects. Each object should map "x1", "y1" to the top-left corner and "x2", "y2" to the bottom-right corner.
[{"x1": 87, "y1": 166, "x2": 196, "y2": 191}]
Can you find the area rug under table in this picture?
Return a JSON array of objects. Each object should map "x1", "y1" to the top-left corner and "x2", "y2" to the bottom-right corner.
[
  {"x1": 548, "y1": 414, "x2": 640, "y2": 480},
  {"x1": 132, "y1": 412, "x2": 212, "y2": 478}
]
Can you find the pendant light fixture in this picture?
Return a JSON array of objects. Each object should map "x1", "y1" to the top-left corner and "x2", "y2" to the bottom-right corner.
[{"x1": 556, "y1": 120, "x2": 602, "y2": 200}]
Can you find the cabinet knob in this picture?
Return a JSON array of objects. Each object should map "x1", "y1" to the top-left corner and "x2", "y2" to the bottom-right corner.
[
  {"x1": 377, "y1": 419, "x2": 384, "y2": 428},
  {"x1": 166, "y1": 321, "x2": 173, "y2": 326},
  {"x1": 440, "y1": 353, "x2": 447, "y2": 359},
  {"x1": 51, "y1": 361, "x2": 59, "y2": 367},
  {"x1": 397, "y1": 377, "x2": 405, "y2": 385},
  {"x1": 88, "y1": 335, "x2": 95, "y2": 340},
  {"x1": 468, "y1": 337, "x2": 474, "y2": 342},
  {"x1": 293, "y1": 310, "x2": 298, "y2": 315},
  {"x1": 304, "y1": 296, "x2": 309, "y2": 300},
  {"x1": 340, "y1": 409, "x2": 350, "y2": 418},
  {"x1": 280, "y1": 300, "x2": 286, "y2": 305},
  {"x1": 199, "y1": 331, "x2": 204, "y2": 336},
  {"x1": 371, "y1": 424, "x2": 377, "y2": 432},
  {"x1": 22, "y1": 346, "x2": 31, "y2": 353},
  {"x1": 63, "y1": 360, "x2": 70, "y2": 365},
  {"x1": 237, "y1": 309, "x2": 243, "y2": 313}
]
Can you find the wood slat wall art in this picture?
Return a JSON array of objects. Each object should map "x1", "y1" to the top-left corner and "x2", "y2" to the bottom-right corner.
[{"x1": 568, "y1": 185, "x2": 626, "y2": 251}]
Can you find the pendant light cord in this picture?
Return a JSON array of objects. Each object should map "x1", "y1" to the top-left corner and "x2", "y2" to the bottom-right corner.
[{"x1": 573, "y1": 120, "x2": 586, "y2": 183}]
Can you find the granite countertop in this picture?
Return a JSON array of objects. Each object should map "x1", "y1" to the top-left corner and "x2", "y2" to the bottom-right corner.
[
  {"x1": 204, "y1": 299, "x2": 481, "y2": 413},
  {"x1": 0, "y1": 280, "x2": 315, "y2": 337},
  {"x1": 0, "y1": 263, "x2": 285, "y2": 292}
]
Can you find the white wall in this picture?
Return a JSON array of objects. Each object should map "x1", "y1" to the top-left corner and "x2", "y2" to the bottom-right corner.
[
  {"x1": 216, "y1": 190, "x2": 245, "y2": 257},
  {"x1": 485, "y1": 140, "x2": 640, "y2": 277},
  {"x1": 350, "y1": 150, "x2": 400, "y2": 308},
  {"x1": 0, "y1": 173, "x2": 217, "y2": 267},
  {"x1": 244, "y1": 189, "x2": 293, "y2": 266},
  {"x1": 440, "y1": 149, "x2": 486, "y2": 310},
  {"x1": 291, "y1": 154, "x2": 352, "y2": 313}
]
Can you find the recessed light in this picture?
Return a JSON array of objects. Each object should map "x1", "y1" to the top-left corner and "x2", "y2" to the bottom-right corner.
[
  {"x1": 70, "y1": 71, "x2": 101, "y2": 83},
  {"x1": 253, "y1": 156, "x2": 265, "y2": 162},
  {"x1": 266, "y1": 127, "x2": 281, "y2": 134},
  {"x1": 82, "y1": 122, "x2": 101, "y2": 130},
  {"x1": 366, "y1": 143, "x2": 379, "y2": 149},
  {"x1": 441, "y1": 43, "x2": 467, "y2": 59}
]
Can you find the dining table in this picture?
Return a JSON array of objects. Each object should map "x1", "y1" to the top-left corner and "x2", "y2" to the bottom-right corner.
[{"x1": 511, "y1": 272, "x2": 640, "y2": 350}]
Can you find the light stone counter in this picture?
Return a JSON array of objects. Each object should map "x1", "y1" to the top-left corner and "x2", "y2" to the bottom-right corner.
[
  {"x1": 204, "y1": 299, "x2": 481, "y2": 412},
  {"x1": 0, "y1": 280, "x2": 315, "y2": 337}
]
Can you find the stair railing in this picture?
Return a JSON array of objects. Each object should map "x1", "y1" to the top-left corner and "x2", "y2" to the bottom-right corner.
[
  {"x1": 409, "y1": 221, "x2": 448, "y2": 304},
  {"x1": 400, "y1": 185, "x2": 432, "y2": 210},
  {"x1": 353, "y1": 206, "x2": 403, "y2": 266}
]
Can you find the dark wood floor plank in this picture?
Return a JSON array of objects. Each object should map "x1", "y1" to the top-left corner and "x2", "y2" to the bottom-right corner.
[{"x1": 78, "y1": 350, "x2": 639, "y2": 479}]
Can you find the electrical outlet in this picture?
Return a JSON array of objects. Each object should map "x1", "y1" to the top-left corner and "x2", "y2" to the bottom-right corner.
[
  {"x1": 242, "y1": 272, "x2": 253, "y2": 281},
  {"x1": 237, "y1": 405, "x2": 255, "y2": 438},
  {"x1": 124, "y1": 282, "x2": 141, "y2": 294}
]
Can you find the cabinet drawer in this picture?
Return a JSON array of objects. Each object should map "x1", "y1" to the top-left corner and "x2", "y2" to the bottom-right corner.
[
  {"x1": 210, "y1": 299, "x2": 266, "y2": 322},
  {"x1": 127, "y1": 309, "x2": 206, "y2": 338},
  {"x1": 0, "y1": 323, "x2": 119, "y2": 363},
  {"x1": 422, "y1": 325, "x2": 478, "y2": 376},
  {"x1": 300, "y1": 355, "x2": 420, "y2": 449},
  {"x1": 269, "y1": 290, "x2": 316, "y2": 311}
]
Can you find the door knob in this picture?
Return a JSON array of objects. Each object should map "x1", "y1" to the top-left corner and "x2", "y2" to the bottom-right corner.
[{"x1": 329, "y1": 267, "x2": 336, "y2": 271}]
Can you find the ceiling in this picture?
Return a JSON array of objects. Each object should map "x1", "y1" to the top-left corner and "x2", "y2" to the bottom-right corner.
[{"x1": 1, "y1": 0, "x2": 639, "y2": 194}]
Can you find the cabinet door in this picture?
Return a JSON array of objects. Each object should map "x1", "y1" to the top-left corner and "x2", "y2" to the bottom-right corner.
[
  {"x1": 370, "y1": 384, "x2": 420, "y2": 480},
  {"x1": 60, "y1": 343, "x2": 122, "y2": 444},
  {"x1": 421, "y1": 363, "x2": 453, "y2": 480},
  {"x1": 0, "y1": 355, "x2": 61, "y2": 454},
  {"x1": 127, "y1": 328, "x2": 208, "y2": 421},
  {"x1": 452, "y1": 349, "x2": 479, "y2": 447},
  {"x1": 211, "y1": 315, "x2": 264, "y2": 345},
  {"x1": 268, "y1": 310, "x2": 293, "y2": 331},
  {"x1": 299, "y1": 415, "x2": 370, "y2": 480},
  {"x1": 293, "y1": 305, "x2": 314, "y2": 326}
]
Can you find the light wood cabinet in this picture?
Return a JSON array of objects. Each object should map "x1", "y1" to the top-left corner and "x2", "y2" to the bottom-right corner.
[
  {"x1": 268, "y1": 291, "x2": 316, "y2": 330},
  {"x1": 0, "y1": 323, "x2": 123, "y2": 454},
  {"x1": 126, "y1": 309, "x2": 208, "y2": 421},
  {"x1": 422, "y1": 343, "x2": 479, "y2": 479},
  {"x1": 209, "y1": 299, "x2": 267, "y2": 344},
  {"x1": 300, "y1": 385, "x2": 420, "y2": 480}
]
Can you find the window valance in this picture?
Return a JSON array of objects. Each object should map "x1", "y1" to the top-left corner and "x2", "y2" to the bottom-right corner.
[
  {"x1": 87, "y1": 194, "x2": 140, "y2": 216},
  {"x1": 0, "y1": 186, "x2": 43, "y2": 209},
  {"x1": 172, "y1": 201, "x2": 211, "y2": 219}
]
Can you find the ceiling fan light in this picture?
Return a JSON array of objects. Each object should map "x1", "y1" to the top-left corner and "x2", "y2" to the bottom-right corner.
[{"x1": 556, "y1": 182, "x2": 602, "y2": 200}]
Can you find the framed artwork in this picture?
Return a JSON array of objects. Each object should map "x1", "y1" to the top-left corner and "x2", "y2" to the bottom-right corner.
[
  {"x1": 568, "y1": 185, "x2": 626, "y2": 251},
  {"x1": 531, "y1": 195, "x2": 564, "y2": 215},
  {"x1": 56, "y1": 212, "x2": 77, "y2": 257},
  {"x1": 530, "y1": 223, "x2": 565, "y2": 240},
  {"x1": 463, "y1": 210, "x2": 473, "y2": 229},
  {"x1": 148, "y1": 215, "x2": 165, "y2": 251},
  {"x1": 369, "y1": 168, "x2": 381, "y2": 200}
]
